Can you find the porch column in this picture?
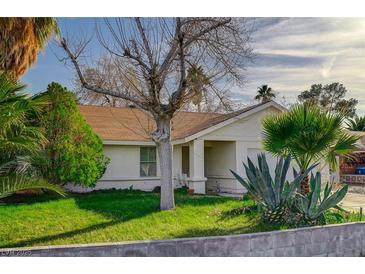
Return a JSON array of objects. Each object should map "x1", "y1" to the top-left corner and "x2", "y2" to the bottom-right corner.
[
  {"x1": 173, "y1": 145, "x2": 182, "y2": 188},
  {"x1": 235, "y1": 141, "x2": 247, "y2": 193},
  {"x1": 189, "y1": 139, "x2": 206, "y2": 194}
]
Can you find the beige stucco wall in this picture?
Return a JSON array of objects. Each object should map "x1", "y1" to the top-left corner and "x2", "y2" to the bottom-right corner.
[
  {"x1": 202, "y1": 106, "x2": 281, "y2": 141},
  {"x1": 68, "y1": 144, "x2": 186, "y2": 192},
  {"x1": 204, "y1": 141, "x2": 237, "y2": 193},
  {"x1": 103, "y1": 145, "x2": 155, "y2": 179},
  {"x1": 203, "y1": 106, "x2": 282, "y2": 194},
  {"x1": 205, "y1": 141, "x2": 236, "y2": 176}
]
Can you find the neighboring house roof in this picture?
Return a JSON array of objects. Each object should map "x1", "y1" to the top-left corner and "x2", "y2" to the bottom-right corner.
[{"x1": 78, "y1": 101, "x2": 284, "y2": 142}]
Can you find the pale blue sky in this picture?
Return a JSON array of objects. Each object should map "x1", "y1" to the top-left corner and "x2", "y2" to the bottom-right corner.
[
  {"x1": 21, "y1": 17, "x2": 365, "y2": 114},
  {"x1": 21, "y1": 18, "x2": 96, "y2": 92}
]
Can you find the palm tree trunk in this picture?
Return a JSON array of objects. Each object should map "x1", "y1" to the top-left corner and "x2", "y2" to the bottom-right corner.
[{"x1": 300, "y1": 174, "x2": 310, "y2": 195}]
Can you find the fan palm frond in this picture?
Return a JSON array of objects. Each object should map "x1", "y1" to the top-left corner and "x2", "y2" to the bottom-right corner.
[
  {"x1": 324, "y1": 131, "x2": 359, "y2": 170},
  {"x1": 0, "y1": 175, "x2": 65, "y2": 200},
  {"x1": 263, "y1": 103, "x2": 358, "y2": 172},
  {"x1": 0, "y1": 18, "x2": 59, "y2": 78},
  {"x1": 0, "y1": 73, "x2": 49, "y2": 166}
]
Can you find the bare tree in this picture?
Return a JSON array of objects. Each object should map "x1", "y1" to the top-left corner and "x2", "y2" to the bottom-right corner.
[{"x1": 59, "y1": 17, "x2": 253, "y2": 210}]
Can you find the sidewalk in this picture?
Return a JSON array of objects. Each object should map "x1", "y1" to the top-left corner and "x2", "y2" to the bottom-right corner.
[{"x1": 340, "y1": 192, "x2": 365, "y2": 212}]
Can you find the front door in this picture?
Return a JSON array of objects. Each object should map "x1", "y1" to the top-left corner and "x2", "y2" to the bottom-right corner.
[{"x1": 182, "y1": 146, "x2": 190, "y2": 177}]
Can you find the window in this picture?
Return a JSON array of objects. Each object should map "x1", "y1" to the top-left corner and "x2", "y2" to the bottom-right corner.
[{"x1": 140, "y1": 147, "x2": 157, "y2": 177}]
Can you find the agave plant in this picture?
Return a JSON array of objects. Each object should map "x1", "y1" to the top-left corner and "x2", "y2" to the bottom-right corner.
[
  {"x1": 346, "y1": 116, "x2": 365, "y2": 131},
  {"x1": 296, "y1": 172, "x2": 348, "y2": 224},
  {"x1": 230, "y1": 153, "x2": 316, "y2": 223}
]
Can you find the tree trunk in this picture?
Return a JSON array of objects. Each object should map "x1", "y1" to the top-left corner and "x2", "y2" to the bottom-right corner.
[
  {"x1": 153, "y1": 116, "x2": 175, "y2": 210},
  {"x1": 300, "y1": 174, "x2": 310, "y2": 195}
]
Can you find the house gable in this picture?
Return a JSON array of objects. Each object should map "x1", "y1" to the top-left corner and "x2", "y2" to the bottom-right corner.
[
  {"x1": 175, "y1": 101, "x2": 284, "y2": 143},
  {"x1": 201, "y1": 105, "x2": 282, "y2": 141}
]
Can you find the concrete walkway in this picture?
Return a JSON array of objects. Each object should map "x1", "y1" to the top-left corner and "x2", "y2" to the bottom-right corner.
[{"x1": 340, "y1": 192, "x2": 365, "y2": 212}]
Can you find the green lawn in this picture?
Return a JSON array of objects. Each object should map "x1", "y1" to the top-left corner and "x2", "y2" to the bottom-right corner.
[{"x1": 0, "y1": 189, "x2": 361, "y2": 248}]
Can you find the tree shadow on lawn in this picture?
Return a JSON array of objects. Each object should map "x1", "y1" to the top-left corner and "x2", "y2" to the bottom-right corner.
[
  {"x1": 74, "y1": 189, "x2": 161, "y2": 220},
  {"x1": 1, "y1": 190, "x2": 160, "y2": 248},
  {"x1": 1, "y1": 219, "x2": 121, "y2": 248},
  {"x1": 2, "y1": 190, "x2": 236, "y2": 248},
  {"x1": 0, "y1": 192, "x2": 65, "y2": 205},
  {"x1": 73, "y1": 190, "x2": 235, "y2": 219},
  {"x1": 217, "y1": 204, "x2": 259, "y2": 221}
]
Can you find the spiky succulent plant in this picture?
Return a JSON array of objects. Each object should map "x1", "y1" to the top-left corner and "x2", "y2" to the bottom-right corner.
[
  {"x1": 296, "y1": 172, "x2": 348, "y2": 225},
  {"x1": 230, "y1": 153, "x2": 316, "y2": 224}
]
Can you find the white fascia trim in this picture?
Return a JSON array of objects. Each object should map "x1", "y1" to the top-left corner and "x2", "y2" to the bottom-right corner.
[
  {"x1": 173, "y1": 137, "x2": 262, "y2": 145},
  {"x1": 174, "y1": 101, "x2": 285, "y2": 144},
  {"x1": 172, "y1": 139, "x2": 187, "y2": 145},
  {"x1": 103, "y1": 140, "x2": 155, "y2": 146}
]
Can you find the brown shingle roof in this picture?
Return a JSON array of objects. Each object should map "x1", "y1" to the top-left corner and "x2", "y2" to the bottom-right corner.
[{"x1": 78, "y1": 101, "x2": 271, "y2": 142}]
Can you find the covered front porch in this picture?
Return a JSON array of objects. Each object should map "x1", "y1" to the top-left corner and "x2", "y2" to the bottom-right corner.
[{"x1": 174, "y1": 139, "x2": 260, "y2": 195}]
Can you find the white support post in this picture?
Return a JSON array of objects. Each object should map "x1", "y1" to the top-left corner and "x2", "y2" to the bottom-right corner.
[
  {"x1": 189, "y1": 139, "x2": 206, "y2": 194},
  {"x1": 173, "y1": 145, "x2": 181, "y2": 188},
  {"x1": 235, "y1": 141, "x2": 247, "y2": 193}
]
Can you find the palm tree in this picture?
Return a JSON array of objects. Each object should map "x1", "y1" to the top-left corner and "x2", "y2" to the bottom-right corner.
[
  {"x1": 0, "y1": 18, "x2": 59, "y2": 79},
  {"x1": 255, "y1": 84, "x2": 276, "y2": 103},
  {"x1": 186, "y1": 65, "x2": 210, "y2": 112},
  {"x1": 262, "y1": 103, "x2": 358, "y2": 194},
  {"x1": 0, "y1": 73, "x2": 64, "y2": 198},
  {"x1": 346, "y1": 116, "x2": 365, "y2": 131},
  {"x1": 0, "y1": 74, "x2": 46, "y2": 162}
]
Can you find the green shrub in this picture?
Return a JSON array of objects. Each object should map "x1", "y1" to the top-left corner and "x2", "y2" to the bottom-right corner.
[{"x1": 38, "y1": 82, "x2": 109, "y2": 187}]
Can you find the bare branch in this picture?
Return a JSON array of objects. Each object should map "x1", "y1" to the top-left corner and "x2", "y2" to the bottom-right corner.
[
  {"x1": 169, "y1": 18, "x2": 187, "y2": 112},
  {"x1": 59, "y1": 37, "x2": 149, "y2": 111},
  {"x1": 158, "y1": 19, "x2": 180, "y2": 83},
  {"x1": 184, "y1": 18, "x2": 232, "y2": 47},
  {"x1": 59, "y1": 17, "x2": 253, "y2": 118},
  {"x1": 135, "y1": 18, "x2": 154, "y2": 68},
  {"x1": 122, "y1": 47, "x2": 151, "y2": 73}
]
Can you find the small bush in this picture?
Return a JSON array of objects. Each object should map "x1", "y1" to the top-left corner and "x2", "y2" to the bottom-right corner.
[{"x1": 38, "y1": 82, "x2": 109, "y2": 187}]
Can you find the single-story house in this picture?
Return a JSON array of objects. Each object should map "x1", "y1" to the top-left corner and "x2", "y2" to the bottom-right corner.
[{"x1": 71, "y1": 101, "x2": 287, "y2": 194}]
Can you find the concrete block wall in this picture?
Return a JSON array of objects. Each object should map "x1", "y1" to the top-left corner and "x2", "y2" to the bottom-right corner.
[{"x1": 1, "y1": 222, "x2": 364, "y2": 257}]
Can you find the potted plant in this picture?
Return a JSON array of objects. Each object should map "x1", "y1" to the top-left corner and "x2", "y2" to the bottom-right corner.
[{"x1": 188, "y1": 184, "x2": 194, "y2": 195}]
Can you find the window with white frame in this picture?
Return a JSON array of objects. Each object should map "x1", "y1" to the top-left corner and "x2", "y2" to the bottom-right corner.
[{"x1": 140, "y1": 147, "x2": 157, "y2": 177}]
